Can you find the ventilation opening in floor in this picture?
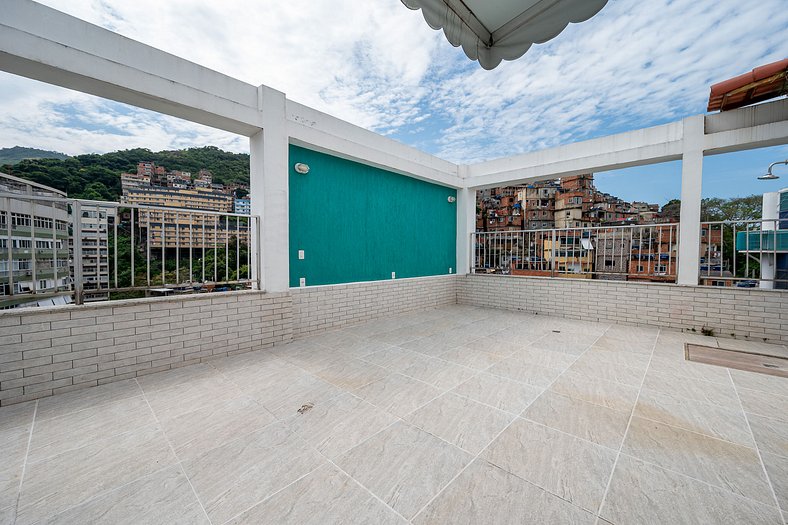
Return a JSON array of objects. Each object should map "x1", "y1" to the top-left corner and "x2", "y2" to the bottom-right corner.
[{"x1": 685, "y1": 344, "x2": 788, "y2": 378}]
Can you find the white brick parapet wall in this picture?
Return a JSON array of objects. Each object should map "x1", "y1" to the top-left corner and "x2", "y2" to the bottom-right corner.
[
  {"x1": 291, "y1": 275, "x2": 458, "y2": 339},
  {"x1": 0, "y1": 291, "x2": 292, "y2": 406},
  {"x1": 458, "y1": 274, "x2": 788, "y2": 345}
]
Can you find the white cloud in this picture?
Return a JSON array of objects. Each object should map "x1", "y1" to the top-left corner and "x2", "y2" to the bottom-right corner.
[{"x1": 0, "y1": 0, "x2": 786, "y2": 162}]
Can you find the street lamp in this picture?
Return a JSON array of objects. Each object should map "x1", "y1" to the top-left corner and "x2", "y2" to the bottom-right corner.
[{"x1": 758, "y1": 160, "x2": 787, "y2": 180}]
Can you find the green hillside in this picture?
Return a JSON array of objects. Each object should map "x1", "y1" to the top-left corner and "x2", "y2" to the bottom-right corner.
[
  {"x1": 0, "y1": 146, "x2": 69, "y2": 164},
  {"x1": 0, "y1": 146, "x2": 249, "y2": 201}
]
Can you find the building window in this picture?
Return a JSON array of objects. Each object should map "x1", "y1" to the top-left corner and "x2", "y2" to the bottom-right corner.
[
  {"x1": 11, "y1": 213, "x2": 31, "y2": 227},
  {"x1": 13, "y1": 239, "x2": 32, "y2": 249},
  {"x1": 605, "y1": 260, "x2": 615, "y2": 267},
  {"x1": 637, "y1": 265, "x2": 645, "y2": 272},
  {"x1": 654, "y1": 265, "x2": 667, "y2": 273},
  {"x1": 38, "y1": 279, "x2": 47, "y2": 289}
]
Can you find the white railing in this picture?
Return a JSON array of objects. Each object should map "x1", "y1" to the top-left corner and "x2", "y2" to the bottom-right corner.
[
  {"x1": 1, "y1": 192, "x2": 260, "y2": 308},
  {"x1": 472, "y1": 223, "x2": 680, "y2": 282},
  {"x1": 700, "y1": 219, "x2": 787, "y2": 289}
]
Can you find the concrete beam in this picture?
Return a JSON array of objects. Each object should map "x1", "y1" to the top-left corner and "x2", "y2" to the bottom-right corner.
[
  {"x1": 0, "y1": 0, "x2": 262, "y2": 135},
  {"x1": 465, "y1": 122, "x2": 684, "y2": 189}
]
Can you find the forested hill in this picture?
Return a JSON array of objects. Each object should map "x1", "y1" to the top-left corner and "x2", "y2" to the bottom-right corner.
[
  {"x1": 0, "y1": 146, "x2": 69, "y2": 164},
  {"x1": 0, "y1": 146, "x2": 250, "y2": 201}
]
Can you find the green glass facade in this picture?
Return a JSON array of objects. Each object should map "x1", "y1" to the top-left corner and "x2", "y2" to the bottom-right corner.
[{"x1": 289, "y1": 145, "x2": 457, "y2": 287}]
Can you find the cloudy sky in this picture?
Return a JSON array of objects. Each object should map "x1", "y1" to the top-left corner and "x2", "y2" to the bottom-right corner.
[{"x1": 1, "y1": 0, "x2": 787, "y2": 203}]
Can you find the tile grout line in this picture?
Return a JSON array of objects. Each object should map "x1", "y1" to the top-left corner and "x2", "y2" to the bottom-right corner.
[
  {"x1": 323, "y1": 456, "x2": 411, "y2": 523},
  {"x1": 592, "y1": 329, "x2": 660, "y2": 525},
  {"x1": 164, "y1": 326, "x2": 788, "y2": 522},
  {"x1": 408, "y1": 324, "x2": 612, "y2": 522},
  {"x1": 728, "y1": 370, "x2": 787, "y2": 525},
  {"x1": 134, "y1": 378, "x2": 214, "y2": 525},
  {"x1": 12, "y1": 399, "x2": 37, "y2": 525}
]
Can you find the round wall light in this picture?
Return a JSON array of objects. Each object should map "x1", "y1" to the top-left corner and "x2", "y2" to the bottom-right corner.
[
  {"x1": 294, "y1": 163, "x2": 310, "y2": 174},
  {"x1": 447, "y1": 196, "x2": 456, "y2": 203}
]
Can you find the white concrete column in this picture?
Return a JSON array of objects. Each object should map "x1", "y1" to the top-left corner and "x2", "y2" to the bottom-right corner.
[
  {"x1": 759, "y1": 191, "x2": 779, "y2": 289},
  {"x1": 456, "y1": 166, "x2": 475, "y2": 275},
  {"x1": 677, "y1": 115, "x2": 704, "y2": 286},
  {"x1": 250, "y1": 86, "x2": 289, "y2": 292}
]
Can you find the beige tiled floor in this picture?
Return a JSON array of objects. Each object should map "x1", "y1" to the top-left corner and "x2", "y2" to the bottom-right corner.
[{"x1": 1, "y1": 304, "x2": 787, "y2": 524}]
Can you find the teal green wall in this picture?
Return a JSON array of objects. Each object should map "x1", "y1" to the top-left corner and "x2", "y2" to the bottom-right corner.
[{"x1": 289, "y1": 145, "x2": 457, "y2": 287}]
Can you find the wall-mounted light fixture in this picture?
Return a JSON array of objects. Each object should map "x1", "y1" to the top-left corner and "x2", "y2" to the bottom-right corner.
[
  {"x1": 447, "y1": 196, "x2": 456, "y2": 203},
  {"x1": 758, "y1": 160, "x2": 786, "y2": 180},
  {"x1": 294, "y1": 163, "x2": 310, "y2": 174}
]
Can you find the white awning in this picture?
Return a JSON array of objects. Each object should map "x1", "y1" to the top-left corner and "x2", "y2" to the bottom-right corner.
[{"x1": 402, "y1": 0, "x2": 608, "y2": 69}]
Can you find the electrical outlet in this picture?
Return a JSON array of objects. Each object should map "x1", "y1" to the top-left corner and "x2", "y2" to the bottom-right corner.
[
  {"x1": 299, "y1": 277, "x2": 306, "y2": 287},
  {"x1": 391, "y1": 272, "x2": 396, "y2": 279},
  {"x1": 298, "y1": 250, "x2": 304, "y2": 260}
]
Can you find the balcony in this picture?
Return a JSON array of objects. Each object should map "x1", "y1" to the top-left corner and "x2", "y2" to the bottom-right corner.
[
  {"x1": 1, "y1": 304, "x2": 786, "y2": 523},
  {"x1": 1, "y1": 3, "x2": 787, "y2": 524}
]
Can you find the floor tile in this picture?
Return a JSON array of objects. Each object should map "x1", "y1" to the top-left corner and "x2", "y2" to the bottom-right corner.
[
  {"x1": 634, "y1": 389, "x2": 754, "y2": 447},
  {"x1": 314, "y1": 358, "x2": 390, "y2": 390},
  {"x1": 288, "y1": 392, "x2": 398, "y2": 459},
  {"x1": 143, "y1": 374, "x2": 244, "y2": 420},
  {"x1": 437, "y1": 345, "x2": 505, "y2": 370},
  {"x1": 227, "y1": 463, "x2": 405, "y2": 525},
  {"x1": 622, "y1": 416, "x2": 773, "y2": 504},
  {"x1": 242, "y1": 369, "x2": 345, "y2": 419},
  {"x1": 414, "y1": 459, "x2": 595, "y2": 525},
  {"x1": 181, "y1": 421, "x2": 325, "y2": 525},
  {"x1": 209, "y1": 349, "x2": 290, "y2": 376},
  {"x1": 353, "y1": 373, "x2": 441, "y2": 418},
  {"x1": 0, "y1": 401, "x2": 35, "y2": 432},
  {"x1": 530, "y1": 331, "x2": 594, "y2": 355},
  {"x1": 0, "y1": 424, "x2": 32, "y2": 471},
  {"x1": 523, "y1": 391, "x2": 630, "y2": 449},
  {"x1": 0, "y1": 466, "x2": 20, "y2": 513},
  {"x1": 483, "y1": 418, "x2": 616, "y2": 512},
  {"x1": 159, "y1": 395, "x2": 277, "y2": 461},
  {"x1": 35, "y1": 379, "x2": 141, "y2": 421},
  {"x1": 737, "y1": 388, "x2": 788, "y2": 423},
  {"x1": 284, "y1": 349, "x2": 358, "y2": 374},
  {"x1": 549, "y1": 370, "x2": 639, "y2": 413},
  {"x1": 592, "y1": 335, "x2": 654, "y2": 355},
  {"x1": 486, "y1": 358, "x2": 564, "y2": 388},
  {"x1": 398, "y1": 355, "x2": 478, "y2": 391},
  {"x1": 640, "y1": 369, "x2": 740, "y2": 408},
  {"x1": 730, "y1": 369, "x2": 788, "y2": 397},
  {"x1": 29, "y1": 395, "x2": 156, "y2": 463},
  {"x1": 335, "y1": 421, "x2": 471, "y2": 519},
  {"x1": 399, "y1": 333, "x2": 468, "y2": 357},
  {"x1": 406, "y1": 393, "x2": 514, "y2": 455},
  {"x1": 761, "y1": 451, "x2": 788, "y2": 512},
  {"x1": 16, "y1": 425, "x2": 177, "y2": 525},
  {"x1": 566, "y1": 358, "x2": 644, "y2": 388},
  {"x1": 575, "y1": 348, "x2": 651, "y2": 371},
  {"x1": 360, "y1": 347, "x2": 425, "y2": 371},
  {"x1": 747, "y1": 414, "x2": 788, "y2": 458},
  {"x1": 647, "y1": 353, "x2": 733, "y2": 385},
  {"x1": 135, "y1": 364, "x2": 218, "y2": 393},
  {"x1": 600, "y1": 454, "x2": 782, "y2": 525},
  {"x1": 508, "y1": 344, "x2": 578, "y2": 370},
  {"x1": 452, "y1": 371, "x2": 543, "y2": 415},
  {"x1": 38, "y1": 466, "x2": 208, "y2": 525}
]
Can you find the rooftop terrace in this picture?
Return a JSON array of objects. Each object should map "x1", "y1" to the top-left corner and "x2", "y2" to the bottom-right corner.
[{"x1": 2, "y1": 304, "x2": 786, "y2": 524}]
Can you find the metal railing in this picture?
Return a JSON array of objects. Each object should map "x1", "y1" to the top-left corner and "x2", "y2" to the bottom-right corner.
[
  {"x1": 700, "y1": 219, "x2": 787, "y2": 289},
  {"x1": 472, "y1": 223, "x2": 680, "y2": 282},
  {"x1": 1, "y1": 192, "x2": 260, "y2": 308}
]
